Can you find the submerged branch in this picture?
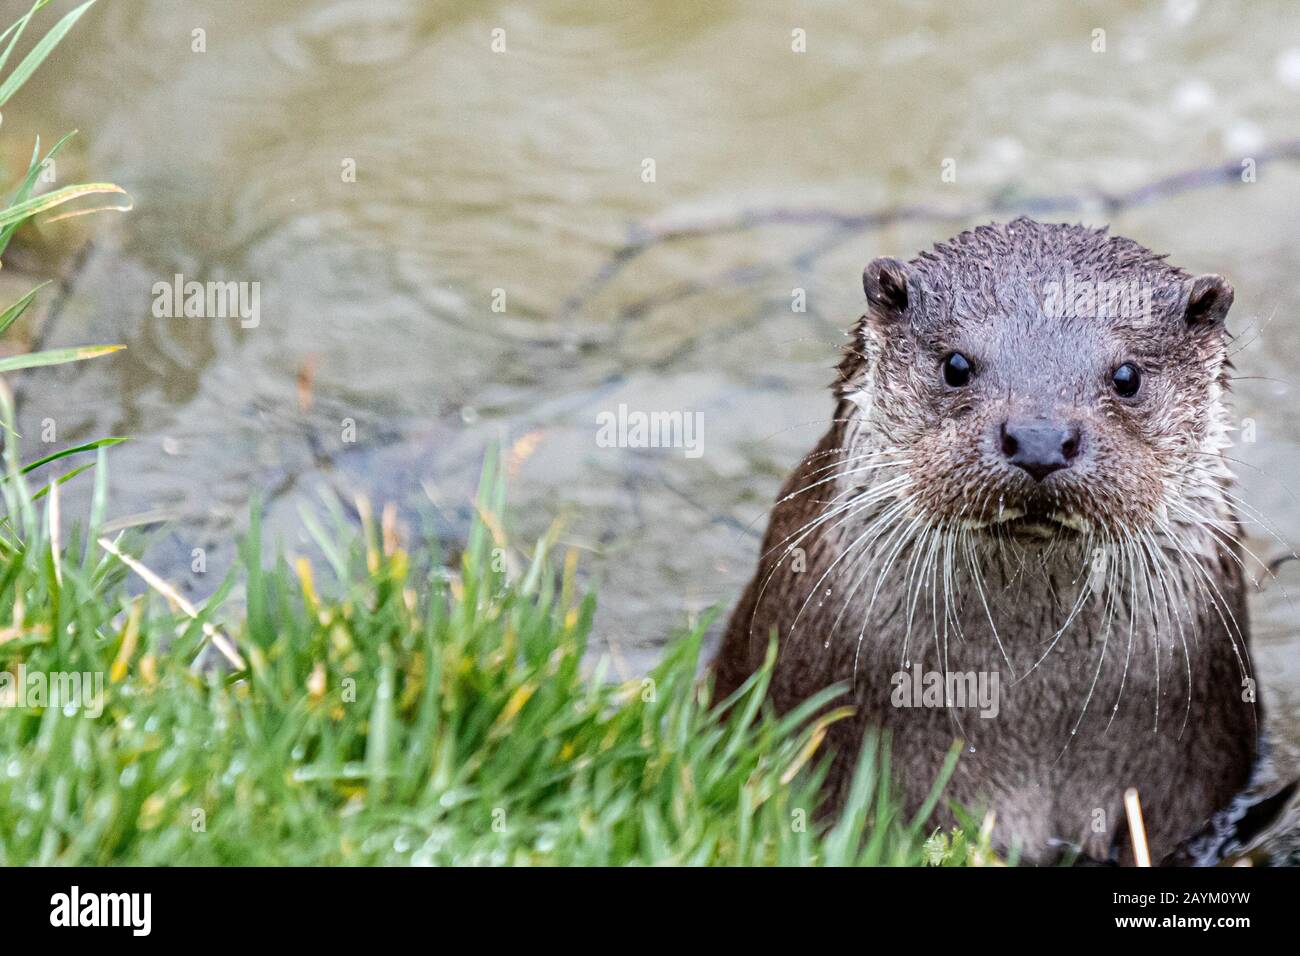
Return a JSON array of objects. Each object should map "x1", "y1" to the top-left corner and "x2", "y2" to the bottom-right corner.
[{"x1": 560, "y1": 139, "x2": 1300, "y2": 323}]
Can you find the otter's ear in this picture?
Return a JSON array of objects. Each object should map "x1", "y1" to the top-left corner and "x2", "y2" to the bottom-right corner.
[
  {"x1": 863, "y1": 257, "x2": 912, "y2": 320},
  {"x1": 1183, "y1": 274, "x2": 1233, "y2": 327}
]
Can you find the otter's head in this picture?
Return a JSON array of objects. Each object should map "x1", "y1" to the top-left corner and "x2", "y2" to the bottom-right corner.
[{"x1": 838, "y1": 218, "x2": 1235, "y2": 541}]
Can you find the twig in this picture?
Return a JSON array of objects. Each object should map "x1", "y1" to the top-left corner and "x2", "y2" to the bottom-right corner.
[{"x1": 1124, "y1": 787, "x2": 1152, "y2": 867}]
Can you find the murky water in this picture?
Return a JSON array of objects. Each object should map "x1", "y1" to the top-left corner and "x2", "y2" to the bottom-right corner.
[{"x1": 5, "y1": 0, "x2": 1300, "y2": 849}]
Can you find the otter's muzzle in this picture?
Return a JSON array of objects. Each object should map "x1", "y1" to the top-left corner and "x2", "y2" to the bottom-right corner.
[{"x1": 999, "y1": 419, "x2": 1082, "y2": 482}]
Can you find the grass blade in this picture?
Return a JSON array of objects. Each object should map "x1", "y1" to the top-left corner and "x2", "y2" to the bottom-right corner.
[
  {"x1": 19, "y1": 436, "x2": 125, "y2": 474},
  {"x1": 96, "y1": 536, "x2": 246, "y2": 671},
  {"x1": 0, "y1": 130, "x2": 77, "y2": 258},
  {"x1": 0, "y1": 343, "x2": 123, "y2": 373},
  {"x1": 0, "y1": 0, "x2": 52, "y2": 78},
  {"x1": 0, "y1": 181, "x2": 130, "y2": 230},
  {"x1": 0, "y1": 281, "x2": 50, "y2": 337},
  {"x1": 0, "y1": 0, "x2": 95, "y2": 109},
  {"x1": 31, "y1": 460, "x2": 94, "y2": 500}
]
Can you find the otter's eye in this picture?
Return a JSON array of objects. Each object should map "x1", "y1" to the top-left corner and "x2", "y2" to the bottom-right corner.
[
  {"x1": 942, "y1": 352, "x2": 972, "y2": 387},
  {"x1": 1112, "y1": 362, "x2": 1141, "y2": 398}
]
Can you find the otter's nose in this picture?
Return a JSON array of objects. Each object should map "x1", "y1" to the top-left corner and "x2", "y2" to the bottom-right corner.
[{"x1": 999, "y1": 420, "x2": 1081, "y2": 482}]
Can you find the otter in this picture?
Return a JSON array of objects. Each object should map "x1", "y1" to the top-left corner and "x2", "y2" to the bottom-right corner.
[{"x1": 713, "y1": 217, "x2": 1258, "y2": 865}]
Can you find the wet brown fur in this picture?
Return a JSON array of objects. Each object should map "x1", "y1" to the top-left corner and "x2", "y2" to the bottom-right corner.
[{"x1": 713, "y1": 218, "x2": 1258, "y2": 864}]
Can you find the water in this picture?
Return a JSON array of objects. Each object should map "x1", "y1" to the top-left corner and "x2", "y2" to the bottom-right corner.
[{"x1": 5, "y1": 0, "x2": 1300, "y2": 852}]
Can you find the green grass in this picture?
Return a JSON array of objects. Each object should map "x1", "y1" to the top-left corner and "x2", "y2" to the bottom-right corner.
[{"x1": 0, "y1": 425, "x2": 983, "y2": 865}]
